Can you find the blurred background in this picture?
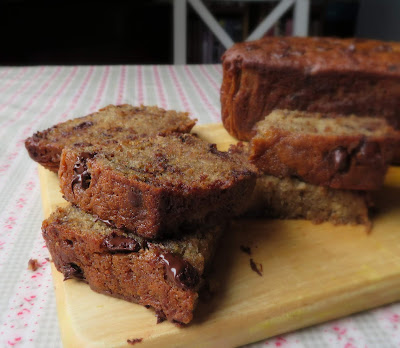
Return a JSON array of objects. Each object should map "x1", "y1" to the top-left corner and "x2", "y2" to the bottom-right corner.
[{"x1": 0, "y1": 0, "x2": 399, "y2": 66}]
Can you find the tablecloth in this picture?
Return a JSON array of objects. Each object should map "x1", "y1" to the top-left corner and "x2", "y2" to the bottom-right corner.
[{"x1": 0, "y1": 65, "x2": 399, "y2": 348}]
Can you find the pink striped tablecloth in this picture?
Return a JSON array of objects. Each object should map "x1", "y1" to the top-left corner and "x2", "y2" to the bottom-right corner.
[{"x1": 0, "y1": 65, "x2": 399, "y2": 348}]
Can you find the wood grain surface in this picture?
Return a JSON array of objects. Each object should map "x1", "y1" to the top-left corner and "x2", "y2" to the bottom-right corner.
[{"x1": 39, "y1": 124, "x2": 400, "y2": 348}]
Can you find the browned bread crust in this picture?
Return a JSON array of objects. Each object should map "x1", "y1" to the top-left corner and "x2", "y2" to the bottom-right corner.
[
  {"x1": 221, "y1": 37, "x2": 400, "y2": 155},
  {"x1": 59, "y1": 133, "x2": 257, "y2": 239},
  {"x1": 249, "y1": 110, "x2": 400, "y2": 190},
  {"x1": 42, "y1": 204, "x2": 223, "y2": 324},
  {"x1": 25, "y1": 104, "x2": 196, "y2": 172},
  {"x1": 245, "y1": 175, "x2": 372, "y2": 228}
]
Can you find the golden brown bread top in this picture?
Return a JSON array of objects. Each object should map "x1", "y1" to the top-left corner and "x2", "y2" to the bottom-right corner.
[
  {"x1": 25, "y1": 104, "x2": 196, "y2": 172},
  {"x1": 222, "y1": 37, "x2": 400, "y2": 75}
]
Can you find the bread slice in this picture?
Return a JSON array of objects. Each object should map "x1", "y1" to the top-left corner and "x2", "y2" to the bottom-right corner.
[
  {"x1": 42, "y1": 204, "x2": 223, "y2": 324},
  {"x1": 25, "y1": 104, "x2": 196, "y2": 172},
  {"x1": 59, "y1": 133, "x2": 257, "y2": 239},
  {"x1": 249, "y1": 110, "x2": 400, "y2": 190},
  {"x1": 246, "y1": 175, "x2": 372, "y2": 229}
]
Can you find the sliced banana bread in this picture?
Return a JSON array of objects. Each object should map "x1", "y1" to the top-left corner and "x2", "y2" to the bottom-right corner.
[
  {"x1": 25, "y1": 104, "x2": 196, "y2": 172},
  {"x1": 42, "y1": 204, "x2": 223, "y2": 325},
  {"x1": 249, "y1": 110, "x2": 400, "y2": 190},
  {"x1": 59, "y1": 133, "x2": 257, "y2": 239}
]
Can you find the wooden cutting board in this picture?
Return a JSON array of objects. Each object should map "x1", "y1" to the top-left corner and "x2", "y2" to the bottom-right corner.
[{"x1": 39, "y1": 123, "x2": 400, "y2": 348}]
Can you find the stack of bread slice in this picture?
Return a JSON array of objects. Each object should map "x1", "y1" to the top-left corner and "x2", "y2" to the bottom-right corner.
[
  {"x1": 26, "y1": 105, "x2": 257, "y2": 324},
  {"x1": 245, "y1": 109, "x2": 400, "y2": 229}
]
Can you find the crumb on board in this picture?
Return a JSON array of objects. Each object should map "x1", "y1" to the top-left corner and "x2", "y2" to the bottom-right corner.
[
  {"x1": 28, "y1": 258, "x2": 41, "y2": 271},
  {"x1": 240, "y1": 245, "x2": 252, "y2": 255},
  {"x1": 250, "y1": 258, "x2": 263, "y2": 276},
  {"x1": 127, "y1": 338, "x2": 143, "y2": 345}
]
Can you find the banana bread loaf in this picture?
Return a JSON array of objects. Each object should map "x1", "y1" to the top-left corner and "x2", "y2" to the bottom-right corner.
[
  {"x1": 245, "y1": 175, "x2": 372, "y2": 228},
  {"x1": 249, "y1": 110, "x2": 400, "y2": 190},
  {"x1": 221, "y1": 36, "x2": 400, "y2": 161},
  {"x1": 59, "y1": 133, "x2": 257, "y2": 239},
  {"x1": 25, "y1": 104, "x2": 196, "y2": 172},
  {"x1": 42, "y1": 204, "x2": 223, "y2": 324}
]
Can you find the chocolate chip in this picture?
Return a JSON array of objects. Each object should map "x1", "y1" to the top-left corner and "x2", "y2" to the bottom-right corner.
[
  {"x1": 331, "y1": 147, "x2": 350, "y2": 173},
  {"x1": 159, "y1": 252, "x2": 199, "y2": 289},
  {"x1": 102, "y1": 232, "x2": 141, "y2": 253},
  {"x1": 62, "y1": 263, "x2": 84, "y2": 281},
  {"x1": 71, "y1": 152, "x2": 96, "y2": 192},
  {"x1": 73, "y1": 121, "x2": 94, "y2": 130}
]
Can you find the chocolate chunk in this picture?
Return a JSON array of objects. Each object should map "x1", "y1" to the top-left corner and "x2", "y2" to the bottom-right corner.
[
  {"x1": 127, "y1": 338, "x2": 143, "y2": 345},
  {"x1": 331, "y1": 147, "x2": 350, "y2": 173},
  {"x1": 102, "y1": 232, "x2": 141, "y2": 253},
  {"x1": 159, "y1": 252, "x2": 199, "y2": 289},
  {"x1": 250, "y1": 258, "x2": 263, "y2": 276},
  {"x1": 71, "y1": 152, "x2": 96, "y2": 192},
  {"x1": 63, "y1": 263, "x2": 85, "y2": 281},
  {"x1": 73, "y1": 121, "x2": 94, "y2": 130}
]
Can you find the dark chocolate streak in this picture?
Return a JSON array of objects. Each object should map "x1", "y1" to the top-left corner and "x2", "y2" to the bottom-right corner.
[
  {"x1": 102, "y1": 232, "x2": 141, "y2": 253},
  {"x1": 159, "y1": 252, "x2": 199, "y2": 289}
]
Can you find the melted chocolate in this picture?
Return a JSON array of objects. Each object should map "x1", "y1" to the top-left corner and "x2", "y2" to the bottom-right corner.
[
  {"x1": 102, "y1": 232, "x2": 141, "y2": 253},
  {"x1": 159, "y1": 252, "x2": 199, "y2": 289},
  {"x1": 63, "y1": 263, "x2": 85, "y2": 281},
  {"x1": 71, "y1": 152, "x2": 96, "y2": 192},
  {"x1": 332, "y1": 147, "x2": 350, "y2": 173},
  {"x1": 356, "y1": 141, "x2": 381, "y2": 165},
  {"x1": 250, "y1": 258, "x2": 263, "y2": 277}
]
